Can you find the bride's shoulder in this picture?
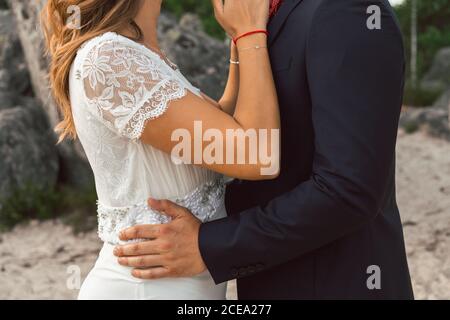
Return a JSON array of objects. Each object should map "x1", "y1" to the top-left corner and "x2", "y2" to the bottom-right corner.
[
  {"x1": 77, "y1": 32, "x2": 117, "y2": 55},
  {"x1": 75, "y1": 32, "x2": 159, "y2": 66}
]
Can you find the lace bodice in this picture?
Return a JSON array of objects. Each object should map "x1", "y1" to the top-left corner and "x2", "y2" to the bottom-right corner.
[{"x1": 69, "y1": 32, "x2": 226, "y2": 244}]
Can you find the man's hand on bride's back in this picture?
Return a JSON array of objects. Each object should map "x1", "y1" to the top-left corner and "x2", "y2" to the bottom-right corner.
[
  {"x1": 212, "y1": 0, "x2": 270, "y2": 38},
  {"x1": 113, "y1": 199, "x2": 207, "y2": 279}
]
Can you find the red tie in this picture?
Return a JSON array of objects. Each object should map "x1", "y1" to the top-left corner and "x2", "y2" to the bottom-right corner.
[{"x1": 270, "y1": 0, "x2": 284, "y2": 17}]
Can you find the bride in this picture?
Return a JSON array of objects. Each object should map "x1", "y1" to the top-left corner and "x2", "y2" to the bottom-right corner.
[{"x1": 42, "y1": 0, "x2": 278, "y2": 299}]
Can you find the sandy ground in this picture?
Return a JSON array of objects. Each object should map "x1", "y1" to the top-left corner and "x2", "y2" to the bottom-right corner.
[
  {"x1": 396, "y1": 130, "x2": 450, "y2": 299},
  {"x1": 0, "y1": 130, "x2": 449, "y2": 300}
]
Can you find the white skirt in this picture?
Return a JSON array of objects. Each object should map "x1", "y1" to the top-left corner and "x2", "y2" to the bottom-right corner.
[{"x1": 78, "y1": 205, "x2": 227, "y2": 300}]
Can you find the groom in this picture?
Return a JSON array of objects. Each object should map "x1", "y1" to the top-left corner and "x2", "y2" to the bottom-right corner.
[{"x1": 114, "y1": 0, "x2": 414, "y2": 299}]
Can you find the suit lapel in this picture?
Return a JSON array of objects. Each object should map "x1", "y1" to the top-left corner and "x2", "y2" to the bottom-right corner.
[{"x1": 268, "y1": 0, "x2": 304, "y2": 46}]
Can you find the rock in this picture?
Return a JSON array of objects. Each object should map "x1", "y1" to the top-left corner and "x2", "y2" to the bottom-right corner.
[
  {"x1": 0, "y1": 101, "x2": 59, "y2": 203},
  {"x1": 179, "y1": 13, "x2": 204, "y2": 32},
  {"x1": 0, "y1": 9, "x2": 31, "y2": 96},
  {"x1": 7, "y1": 0, "x2": 58, "y2": 125},
  {"x1": 0, "y1": 91, "x2": 40, "y2": 112},
  {"x1": 0, "y1": 69, "x2": 10, "y2": 91},
  {"x1": 0, "y1": 90, "x2": 14, "y2": 110},
  {"x1": 400, "y1": 106, "x2": 450, "y2": 141},
  {"x1": 159, "y1": 12, "x2": 228, "y2": 99},
  {"x1": 433, "y1": 88, "x2": 450, "y2": 129},
  {"x1": 0, "y1": 10, "x2": 13, "y2": 46},
  {"x1": 402, "y1": 47, "x2": 450, "y2": 139},
  {"x1": 433, "y1": 88, "x2": 450, "y2": 110},
  {"x1": 421, "y1": 47, "x2": 450, "y2": 92},
  {"x1": 7, "y1": 0, "x2": 94, "y2": 188},
  {"x1": 0, "y1": 7, "x2": 66, "y2": 206}
]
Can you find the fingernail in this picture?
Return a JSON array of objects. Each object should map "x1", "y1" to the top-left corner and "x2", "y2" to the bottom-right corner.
[{"x1": 113, "y1": 247, "x2": 119, "y2": 256}]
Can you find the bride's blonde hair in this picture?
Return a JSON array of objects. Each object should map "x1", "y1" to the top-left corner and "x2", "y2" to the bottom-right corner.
[{"x1": 41, "y1": 0, "x2": 143, "y2": 141}]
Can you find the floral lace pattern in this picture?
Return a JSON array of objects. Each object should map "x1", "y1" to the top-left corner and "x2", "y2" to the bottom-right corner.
[
  {"x1": 70, "y1": 32, "x2": 224, "y2": 245},
  {"x1": 97, "y1": 177, "x2": 226, "y2": 244},
  {"x1": 80, "y1": 33, "x2": 188, "y2": 140}
]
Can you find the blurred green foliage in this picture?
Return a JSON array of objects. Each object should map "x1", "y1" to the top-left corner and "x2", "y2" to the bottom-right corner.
[
  {"x1": 403, "y1": 82, "x2": 443, "y2": 106},
  {"x1": 163, "y1": 0, "x2": 224, "y2": 39},
  {"x1": 394, "y1": 0, "x2": 450, "y2": 106},
  {"x1": 403, "y1": 120, "x2": 420, "y2": 134},
  {"x1": 395, "y1": 0, "x2": 450, "y2": 79},
  {"x1": 0, "y1": 183, "x2": 97, "y2": 232},
  {"x1": 0, "y1": 0, "x2": 8, "y2": 10}
]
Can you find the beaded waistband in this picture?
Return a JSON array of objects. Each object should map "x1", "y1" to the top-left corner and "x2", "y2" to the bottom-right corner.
[{"x1": 97, "y1": 177, "x2": 226, "y2": 244}]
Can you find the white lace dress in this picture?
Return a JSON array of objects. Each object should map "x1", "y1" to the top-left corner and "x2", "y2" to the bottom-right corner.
[{"x1": 69, "y1": 32, "x2": 227, "y2": 300}]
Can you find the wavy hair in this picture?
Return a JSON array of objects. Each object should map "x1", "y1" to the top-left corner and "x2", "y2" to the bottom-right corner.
[{"x1": 41, "y1": 0, "x2": 143, "y2": 141}]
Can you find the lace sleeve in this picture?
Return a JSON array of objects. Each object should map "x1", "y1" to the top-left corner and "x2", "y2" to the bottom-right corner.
[{"x1": 80, "y1": 39, "x2": 187, "y2": 140}]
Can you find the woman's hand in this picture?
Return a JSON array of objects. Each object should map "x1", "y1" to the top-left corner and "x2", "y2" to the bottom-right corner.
[{"x1": 212, "y1": 0, "x2": 270, "y2": 38}]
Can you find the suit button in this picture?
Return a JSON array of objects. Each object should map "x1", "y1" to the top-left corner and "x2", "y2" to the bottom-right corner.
[
  {"x1": 239, "y1": 267, "x2": 248, "y2": 276},
  {"x1": 248, "y1": 266, "x2": 256, "y2": 273},
  {"x1": 231, "y1": 268, "x2": 238, "y2": 277},
  {"x1": 256, "y1": 263, "x2": 264, "y2": 271}
]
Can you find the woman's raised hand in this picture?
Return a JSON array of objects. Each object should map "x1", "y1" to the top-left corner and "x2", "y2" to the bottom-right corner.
[{"x1": 212, "y1": 0, "x2": 270, "y2": 38}]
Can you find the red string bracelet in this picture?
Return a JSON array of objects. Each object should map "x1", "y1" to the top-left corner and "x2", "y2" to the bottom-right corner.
[{"x1": 233, "y1": 30, "x2": 269, "y2": 45}]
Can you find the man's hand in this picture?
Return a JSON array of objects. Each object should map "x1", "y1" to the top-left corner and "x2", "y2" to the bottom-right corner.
[{"x1": 113, "y1": 199, "x2": 207, "y2": 279}]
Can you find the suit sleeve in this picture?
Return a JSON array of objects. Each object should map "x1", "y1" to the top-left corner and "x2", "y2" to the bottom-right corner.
[{"x1": 199, "y1": 0, "x2": 405, "y2": 284}]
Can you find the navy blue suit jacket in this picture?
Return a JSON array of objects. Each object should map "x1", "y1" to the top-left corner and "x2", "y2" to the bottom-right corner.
[{"x1": 199, "y1": 0, "x2": 414, "y2": 299}]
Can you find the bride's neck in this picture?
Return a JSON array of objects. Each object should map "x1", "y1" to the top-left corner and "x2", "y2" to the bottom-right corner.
[{"x1": 121, "y1": 0, "x2": 161, "y2": 50}]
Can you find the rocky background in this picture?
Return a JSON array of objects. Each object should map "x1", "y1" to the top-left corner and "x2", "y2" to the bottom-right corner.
[
  {"x1": 0, "y1": 0, "x2": 449, "y2": 300},
  {"x1": 401, "y1": 47, "x2": 450, "y2": 140}
]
